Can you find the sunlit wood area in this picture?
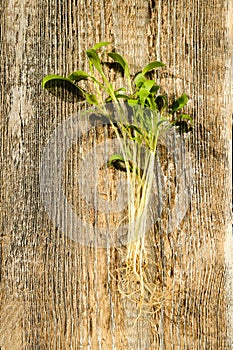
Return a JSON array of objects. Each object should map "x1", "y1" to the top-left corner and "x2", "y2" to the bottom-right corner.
[{"x1": 0, "y1": 0, "x2": 232, "y2": 349}]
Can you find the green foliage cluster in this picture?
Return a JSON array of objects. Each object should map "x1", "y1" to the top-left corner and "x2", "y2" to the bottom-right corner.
[
  {"x1": 42, "y1": 42, "x2": 192, "y2": 314},
  {"x1": 42, "y1": 41, "x2": 192, "y2": 168}
]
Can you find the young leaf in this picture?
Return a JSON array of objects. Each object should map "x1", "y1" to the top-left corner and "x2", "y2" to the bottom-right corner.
[
  {"x1": 107, "y1": 52, "x2": 130, "y2": 77},
  {"x1": 42, "y1": 75, "x2": 85, "y2": 101},
  {"x1": 115, "y1": 94, "x2": 130, "y2": 100},
  {"x1": 128, "y1": 99, "x2": 138, "y2": 106},
  {"x1": 141, "y1": 61, "x2": 165, "y2": 75},
  {"x1": 86, "y1": 94, "x2": 99, "y2": 105},
  {"x1": 102, "y1": 61, "x2": 125, "y2": 75},
  {"x1": 109, "y1": 154, "x2": 125, "y2": 163},
  {"x1": 145, "y1": 95, "x2": 157, "y2": 110},
  {"x1": 175, "y1": 114, "x2": 193, "y2": 123},
  {"x1": 68, "y1": 70, "x2": 89, "y2": 81},
  {"x1": 105, "y1": 96, "x2": 113, "y2": 103},
  {"x1": 150, "y1": 85, "x2": 160, "y2": 93},
  {"x1": 108, "y1": 154, "x2": 137, "y2": 173},
  {"x1": 137, "y1": 88, "x2": 150, "y2": 106},
  {"x1": 134, "y1": 73, "x2": 147, "y2": 88},
  {"x1": 108, "y1": 154, "x2": 127, "y2": 171},
  {"x1": 115, "y1": 87, "x2": 127, "y2": 92},
  {"x1": 93, "y1": 42, "x2": 111, "y2": 50},
  {"x1": 131, "y1": 137, "x2": 143, "y2": 144},
  {"x1": 171, "y1": 93, "x2": 188, "y2": 112},
  {"x1": 142, "y1": 80, "x2": 155, "y2": 91},
  {"x1": 86, "y1": 49, "x2": 103, "y2": 74},
  {"x1": 126, "y1": 124, "x2": 144, "y2": 136},
  {"x1": 42, "y1": 75, "x2": 77, "y2": 89},
  {"x1": 105, "y1": 93, "x2": 129, "y2": 102}
]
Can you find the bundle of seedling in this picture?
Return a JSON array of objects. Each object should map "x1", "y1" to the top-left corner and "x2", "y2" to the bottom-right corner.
[{"x1": 42, "y1": 42, "x2": 192, "y2": 315}]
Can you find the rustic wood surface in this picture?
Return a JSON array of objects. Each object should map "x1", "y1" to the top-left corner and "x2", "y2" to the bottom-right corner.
[{"x1": 0, "y1": 0, "x2": 232, "y2": 349}]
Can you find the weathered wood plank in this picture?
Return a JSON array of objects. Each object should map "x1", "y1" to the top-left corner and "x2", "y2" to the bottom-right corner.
[{"x1": 0, "y1": 0, "x2": 232, "y2": 349}]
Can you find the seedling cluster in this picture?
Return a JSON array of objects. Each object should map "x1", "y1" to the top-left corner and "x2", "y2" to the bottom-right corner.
[{"x1": 42, "y1": 42, "x2": 192, "y2": 315}]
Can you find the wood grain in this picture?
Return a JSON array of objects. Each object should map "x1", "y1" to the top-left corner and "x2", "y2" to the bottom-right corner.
[{"x1": 0, "y1": 0, "x2": 232, "y2": 349}]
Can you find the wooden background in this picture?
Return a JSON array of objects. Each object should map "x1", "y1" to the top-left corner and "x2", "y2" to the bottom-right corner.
[{"x1": 0, "y1": 0, "x2": 232, "y2": 349}]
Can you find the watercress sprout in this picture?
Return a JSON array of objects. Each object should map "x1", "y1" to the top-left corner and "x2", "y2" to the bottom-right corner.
[{"x1": 42, "y1": 42, "x2": 192, "y2": 316}]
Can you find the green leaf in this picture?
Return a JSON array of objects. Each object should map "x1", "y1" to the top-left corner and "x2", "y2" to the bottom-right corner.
[
  {"x1": 108, "y1": 52, "x2": 130, "y2": 77},
  {"x1": 126, "y1": 124, "x2": 144, "y2": 136},
  {"x1": 106, "y1": 93, "x2": 129, "y2": 102},
  {"x1": 105, "y1": 96, "x2": 113, "y2": 102},
  {"x1": 150, "y1": 85, "x2": 160, "y2": 93},
  {"x1": 42, "y1": 74, "x2": 85, "y2": 102},
  {"x1": 108, "y1": 154, "x2": 127, "y2": 171},
  {"x1": 134, "y1": 73, "x2": 147, "y2": 88},
  {"x1": 42, "y1": 75, "x2": 77, "y2": 89},
  {"x1": 141, "y1": 61, "x2": 165, "y2": 75},
  {"x1": 137, "y1": 88, "x2": 150, "y2": 106},
  {"x1": 145, "y1": 95, "x2": 157, "y2": 110},
  {"x1": 115, "y1": 87, "x2": 127, "y2": 92},
  {"x1": 171, "y1": 93, "x2": 189, "y2": 112},
  {"x1": 67, "y1": 70, "x2": 89, "y2": 81},
  {"x1": 115, "y1": 94, "x2": 129, "y2": 99},
  {"x1": 128, "y1": 99, "x2": 138, "y2": 106},
  {"x1": 175, "y1": 114, "x2": 193, "y2": 123},
  {"x1": 93, "y1": 42, "x2": 111, "y2": 50},
  {"x1": 131, "y1": 137, "x2": 143, "y2": 144},
  {"x1": 108, "y1": 52, "x2": 127, "y2": 70},
  {"x1": 108, "y1": 154, "x2": 136, "y2": 173},
  {"x1": 86, "y1": 94, "x2": 99, "y2": 105},
  {"x1": 86, "y1": 49, "x2": 103, "y2": 74},
  {"x1": 109, "y1": 154, "x2": 125, "y2": 163},
  {"x1": 109, "y1": 154, "x2": 144, "y2": 176},
  {"x1": 142, "y1": 80, "x2": 155, "y2": 91}
]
